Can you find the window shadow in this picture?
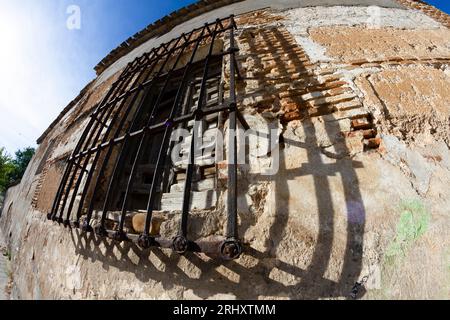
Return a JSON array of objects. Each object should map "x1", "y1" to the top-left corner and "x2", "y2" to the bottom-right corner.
[{"x1": 69, "y1": 25, "x2": 367, "y2": 300}]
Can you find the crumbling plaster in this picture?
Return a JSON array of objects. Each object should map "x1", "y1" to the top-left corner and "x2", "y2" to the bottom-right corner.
[
  {"x1": 94, "y1": 0, "x2": 404, "y2": 85},
  {"x1": 1, "y1": 3, "x2": 449, "y2": 300}
]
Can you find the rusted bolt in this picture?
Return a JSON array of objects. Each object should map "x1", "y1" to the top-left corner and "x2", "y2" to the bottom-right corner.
[
  {"x1": 81, "y1": 221, "x2": 93, "y2": 233},
  {"x1": 112, "y1": 231, "x2": 127, "y2": 243},
  {"x1": 95, "y1": 225, "x2": 107, "y2": 237},
  {"x1": 164, "y1": 119, "x2": 174, "y2": 128},
  {"x1": 220, "y1": 240, "x2": 242, "y2": 260},
  {"x1": 63, "y1": 220, "x2": 71, "y2": 228},
  {"x1": 172, "y1": 236, "x2": 189, "y2": 255},
  {"x1": 137, "y1": 234, "x2": 153, "y2": 249}
]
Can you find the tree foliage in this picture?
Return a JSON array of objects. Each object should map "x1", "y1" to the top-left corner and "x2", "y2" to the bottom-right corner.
[{"x1": 0, "y1": 147, "x2": 35, "y2": 193}]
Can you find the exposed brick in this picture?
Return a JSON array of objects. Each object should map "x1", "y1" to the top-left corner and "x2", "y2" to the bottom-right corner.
[
  {"x1": 365, "y1": 138, "x2": 382, "y2": 149},
  {"x1": 351, "y1": 119, "x2": 373, "y2": 131}
]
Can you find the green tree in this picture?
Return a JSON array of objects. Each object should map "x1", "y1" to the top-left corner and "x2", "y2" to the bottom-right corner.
[
  {"x1": 0, "y1": 147, "x2": 35, "y2": 192},
  {"x1": 0, "y1": 148, "x2": 14, "y2": 193},
  {"x1": 10, "y1": 147, "x2": 35, "y2": 182}
]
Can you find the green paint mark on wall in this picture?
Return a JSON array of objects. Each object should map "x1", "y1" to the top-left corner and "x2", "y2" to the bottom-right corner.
[{"x1": 385, "y1": 199, "x2": 430, "y2": 264}]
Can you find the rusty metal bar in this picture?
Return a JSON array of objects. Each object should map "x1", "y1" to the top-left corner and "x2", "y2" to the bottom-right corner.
[
  {"x1": 71, "y1": 52, "x2": 162, "y2": 227},
  {"x1": 172, "y1": 21, "x2": 221, "y2": 255},
  {"x1": 68, "y1": 102, "x2": 238, "y2": 162},
  {"x1": 101, "y1": 32, "x2": 198, "y2": 241},
  {"x1": 87, "y1": 53, "x2": 166, "y2": 234},
  {"x1": 49, "y1": 15, "x2": 243, "y2": 260},
  {"x1": 113, "y1": 30, "x2": 204, "y2": 242},
  {"x1": 79, "y1": 35, "x2": 189, "y2": 232},
  {"x1": 58, "y1": 43, "x2": 170, "y2": 224},
  {"x1": 56, "y1": 57, "x2": 143, "y2": 225},
  {"x1": 93, "y1": 48, "x2": 235, "y2": 117},
  {"x1": 137, "y1": 25, "x2": 210, "y2": 249},
  {"x1": 115, "y1": 16, "x2": 232, "y2": 80},
  {"x1": 49, "y1": 57, "x2": 140, "y2": 222},
  {"x1": 222, "y1": 15, "x2": 242, "y2": 260}
]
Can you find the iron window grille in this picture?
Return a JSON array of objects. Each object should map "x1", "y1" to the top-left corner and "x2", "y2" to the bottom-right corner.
[{"x1": 47, "y1": 16, "x2": 249, "y2": 260}]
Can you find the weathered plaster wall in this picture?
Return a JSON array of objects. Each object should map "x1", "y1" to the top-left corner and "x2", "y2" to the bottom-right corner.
[
  {"x1": 94, "y1": 0, "x2": 404, "y2": 85},
  {"x1": 1, "y1": 2, "x2": 449, "y2": 300}
]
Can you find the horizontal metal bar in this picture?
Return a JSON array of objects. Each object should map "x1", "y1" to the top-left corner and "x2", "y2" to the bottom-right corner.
[
  {"x1": 65, "y1": 220, "x2": 234, "y2": 257},
  {"x1": 69, "y1": 102, "x2": 236, "y2": 161},
  {"x1": 90, "y1": 114, "x2": 109, "y2": 129},
  {"x1": 118, "y1": 16, "x2": 234, "y2": 79},
  {"x1": 97, "y1": 51, "x2": 234, "y2": 115},
  {"x1": 71, "y1": 161, "x2": 89, "y2": 174}
]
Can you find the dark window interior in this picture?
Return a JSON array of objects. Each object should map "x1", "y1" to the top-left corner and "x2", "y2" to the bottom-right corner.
[{"x1": 108, "y1": 57, "x2": 223, "y2": 211}]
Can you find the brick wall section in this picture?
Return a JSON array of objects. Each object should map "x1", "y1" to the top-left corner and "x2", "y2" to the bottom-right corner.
[
  {"x1": 235, "y1": 10, "x2": 379, "y2": 151},
  {"x1": 31, "y1": 166, "x2": 48, "y2": 210},
  {"x1": 396, "y1": 0, "x2": 450, "y2": 28}
]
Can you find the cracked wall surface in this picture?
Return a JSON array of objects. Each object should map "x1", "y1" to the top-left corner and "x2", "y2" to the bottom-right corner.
[{"x1": 1, "y1": 2, "x2": 449, "y2": 300}]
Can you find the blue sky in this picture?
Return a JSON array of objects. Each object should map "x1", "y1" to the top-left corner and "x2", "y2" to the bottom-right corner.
[
  {"x1": 426, "y1": 0, "x2": 450, "y2": 15},
  {"x1": 0, "y1": 0, "x2": 448, "y2": 154},
  {"x1": 0, "y1": 0, "x2": 196, "y2": 154}
]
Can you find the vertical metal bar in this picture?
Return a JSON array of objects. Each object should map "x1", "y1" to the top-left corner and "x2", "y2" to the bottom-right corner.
[
  {"x1": 59, "y1": 45, "x2": 165, "y2": 224},
  {"x1": 70, "y1": 39, "x2": 178, "y2": 220},
  {"x1": 96, "y1": 35, "x2": 199, "y2": 234},
  {"x1": 227, "y1": 17, "x2": 238, "y2": 240},
  {"x1": 87, "y1": 31, "x2": 195, "y2": 238},
  {"x1": 113, "y1": 30, "x2": 199, "y2": 242},
  {"x1": 139, "y1": 26, "x2": 208, "y2": 247},
  {"x1": 49, "y1": 58, "x2": 139, "y2": 222},
  {"x1": 67, "y1": 51, "x2": 160, "y2": 227},
  {"x1": 79, "y1": 36, "x2": 187, "y2": 232},
  {"x1": 172, "y1": 20, "x2": 221, "y2": 254},
  {"x1": 221, "y1": 15, "x2": 242, "y2": 260},
  {"x1": 56, "y1": 59, "x2": 140, "y2": 224},
  {"x1": 50, "y1": 19, "x2": 228, "y2": 219},
  {"x1": 85, "y1": 50, "x2": 163, "y2": 232}
]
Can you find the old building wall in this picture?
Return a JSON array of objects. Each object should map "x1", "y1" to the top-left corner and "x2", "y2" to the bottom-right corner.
[{"x1": 1, "y1": 2, "x2": 449, "y2": 300}]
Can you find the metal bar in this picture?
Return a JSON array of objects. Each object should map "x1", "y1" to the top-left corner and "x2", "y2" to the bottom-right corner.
[
  {"x1": 222, "y1": 15, "x2": 242, "y2": 260},
  {"x1": 49, "y1": 15, "x2": 244, "y2": 260},
  {"x1": 67, "y1": 75, "x2": 152, "y2": 226},
  {"x1": 114, "y1": 29, "x2": 203, "y2": 242},
  {"x1": 79, "y1": 34, "x2": 189, "y2": 232},
  {"x1": 68, "y1": 102, "x2": 238, "y2": 162},
  {"x1": 49, "y1": 57, "x2": 138, "y2": 220},
  {"x1": 59, "y1": 46, "x2": 164, "y2": 224},
  {"x1": 95, "y1": 48, "x2": 233, "y2": 115},
  {"x1": 49, "y1": 57, "x2": 141, "y2": 221},
  {"x1": 90, "y1": 30, "x2": 197, "y2": 239},
  {"x1": 113, "y1": 17, "x2": 233, "y2": 83},
  {"x1": 91, "y1": 115, "x2": 109, "y2": 129},
  {"x1": 236, "y1": 111, "x2": 250, "y2": 131},
  {"x1": 56, "y1": 56, "x2": 144, "y2": 223},
  {"x1": 87, "y1": 57, "x2": 164, "y2": 234},
  {"x1": 138, "y1": 24, "x2": 210, "y2": 248},
  {"x1": 172, "y1": 20, "x2": 221, "y2": 254},
  {"x1": 60, "y1": 80, "x2": 134, "y2": 224},
  {"x1": 118, "y1": 52, "x2": 150, "y2": 81}
]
